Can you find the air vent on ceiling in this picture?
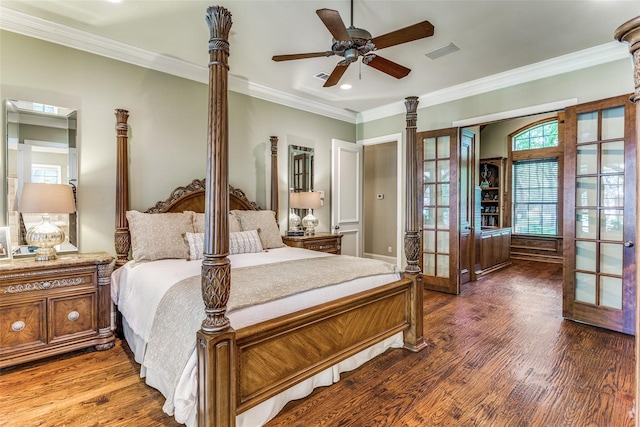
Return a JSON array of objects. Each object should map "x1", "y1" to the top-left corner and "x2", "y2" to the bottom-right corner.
[
  {"x1": 425, "y1": 42, "x2": 459, "y2": 60},
  {"x1": 314, "y1": 72, "x2": 330, "y2": 81}
]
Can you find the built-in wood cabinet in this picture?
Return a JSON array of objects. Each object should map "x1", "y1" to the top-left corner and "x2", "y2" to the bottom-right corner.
[
  {"x1": 0, "y1": 252, "x2": 114, "y2": 367},
  {"x1": 479, "y1": 158, "x2": 506, "y2": 229},
  {"x1": 479, "y1": 228, "x2": 512, "y2": 274}
]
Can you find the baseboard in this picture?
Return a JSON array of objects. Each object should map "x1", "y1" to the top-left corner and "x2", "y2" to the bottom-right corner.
[{"x1": 511, "y1": 253, "x2": 563, "y2": 263}]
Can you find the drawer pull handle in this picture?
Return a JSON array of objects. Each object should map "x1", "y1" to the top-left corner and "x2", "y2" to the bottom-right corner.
[
  {"x1": 11, "y1": 321, "x2": 26, "y2": 332},
  {"x1": 68, "y1": 311, "x2": 80, "y2": 321}
]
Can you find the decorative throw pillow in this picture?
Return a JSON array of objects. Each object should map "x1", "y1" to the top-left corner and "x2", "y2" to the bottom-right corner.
[
  {"x1": 232, "y1": 210, "x2": 284, "y2": 249},
  {"x1": 184, "y1": 232, "x2": 205, "y2": 260},
  {"x1": 192, "y1": 212, "x2": 242, "y2": 233},
  {"x1": 126, "y1": 210, "x2": 194, "y2": 262},
  {"x1": 184, "y1": 230, "x2": 263, "y2": 260},
  {"x1": 229, "y1": 230, "x2": 264, "y2": 255}
]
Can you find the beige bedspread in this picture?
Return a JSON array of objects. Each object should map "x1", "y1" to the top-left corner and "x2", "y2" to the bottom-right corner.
[{"x1": 143, "y1": 255, "x2": 398, "y2": 415}]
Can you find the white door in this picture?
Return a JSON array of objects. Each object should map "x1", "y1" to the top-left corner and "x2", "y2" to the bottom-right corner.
[{"x1": 331, "y1": 139, "x2": 363, "y2": 257}]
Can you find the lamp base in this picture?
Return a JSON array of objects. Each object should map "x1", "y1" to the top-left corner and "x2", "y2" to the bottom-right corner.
[
  {"x1": 34, "y1": 247, "x2": 58, "y2": 261},
  {"x1": 302, "y1": 210, "x2": 319, "y2": 236},
  {"x1": 26, "y1": 214, "x2": 65, "y2": 262}
]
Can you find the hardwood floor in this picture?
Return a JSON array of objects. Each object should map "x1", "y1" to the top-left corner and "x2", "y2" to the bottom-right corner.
[{"x1": 0, "y1": 260, "x2": 634, "y2": 426}]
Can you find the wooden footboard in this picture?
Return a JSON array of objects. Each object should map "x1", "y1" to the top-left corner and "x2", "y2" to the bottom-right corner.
[{"x1": 235, "y1": 277, "x2": 413, "y2": 412}]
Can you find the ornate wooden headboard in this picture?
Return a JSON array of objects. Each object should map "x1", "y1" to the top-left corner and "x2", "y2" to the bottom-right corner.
[
  {"x1": 113, "y1": 108, "x2": 279, "y2": 267},
  {"x1": 142, "y1": 179, "x2": 261, "y2": 214}
]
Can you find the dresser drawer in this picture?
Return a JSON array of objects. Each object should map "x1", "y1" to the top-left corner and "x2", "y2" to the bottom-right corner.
[
  {"x1": 0, "y1": 269, "x2": 97, "y2": 294},
  {"x1": 49, "y1": 292, "x2": 98, "y2": 344},
  {"x1": 302, "y1": 237, "x2": 341, "y2": 253},
  {"x1": 282, "y1": 233, "x2": 343, "y2": 255},
  {"x1": 0, "y1": 300, "x2": 47, "y2": 353}
]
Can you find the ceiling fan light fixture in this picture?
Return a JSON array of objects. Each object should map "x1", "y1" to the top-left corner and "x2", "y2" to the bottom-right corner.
[
  {"x1": 344, "y1": 48, "x2": 358, "y2": 62},
  {"x1": 340, "y1": 83, "x2": 352, "y2": 90}
]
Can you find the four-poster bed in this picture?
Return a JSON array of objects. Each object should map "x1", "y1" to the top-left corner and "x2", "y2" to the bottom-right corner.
[{"x1": 111, "y1": 5, "x2": 425, "y2": 427}]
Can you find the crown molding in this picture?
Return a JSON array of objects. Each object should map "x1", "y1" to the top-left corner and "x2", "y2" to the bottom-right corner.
[
  {"x1": 1, "y1": 7, "x2": 629, "y2": 126},
  {"x1": 0, "y1": 6, "x2": 357, "y2": 123},
  {"x1": 357, "y1": 41, "x2": 630, "y2": 124}
]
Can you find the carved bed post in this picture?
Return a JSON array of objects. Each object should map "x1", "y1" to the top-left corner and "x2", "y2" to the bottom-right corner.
[
  {"x1": 404, "y1": 96, "x2": 421, "y2": 274},
  {"x1": 114, "y1": 109, "x2": 130, "y2": 268},
  {"x1": 402, "y1": 96, "x2": 426, "y2": 352},
  {"x1": 270, "y1": 136, "x2": 279, "y2": 217},
  {"x1": 614, "y1": 16, "x2": 640, "y2": 427},
  {"x1": 197, "y1": 6, "x2": 236, "y2": 427}
]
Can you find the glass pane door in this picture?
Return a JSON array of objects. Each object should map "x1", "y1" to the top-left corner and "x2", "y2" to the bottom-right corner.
[
  {"x1": 564, "y1": 95, "x2": 636, "y2": 334},
  {"x1": 417, "y1": 128, "x2": 459, "y2": 294}
]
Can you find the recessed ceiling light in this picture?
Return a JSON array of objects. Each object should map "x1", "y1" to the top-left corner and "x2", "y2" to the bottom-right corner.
[
  {"x1": 105, "y1": 0, "x2": 124, "y2": 4},
  {"x1": 340, "y1": 83, "x2": 352, "y2": 90},
  {"x1": 425, "y1": 42, "x2": 459, "y2": 60}
]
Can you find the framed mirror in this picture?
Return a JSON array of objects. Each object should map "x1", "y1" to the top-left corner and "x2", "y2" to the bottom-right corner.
[
  {"x1": 288, "y1": 145, "x2": 314, "y2": 232},
  {"x1": 5, "y1": 99, "x2": 78, "y2": 255}
]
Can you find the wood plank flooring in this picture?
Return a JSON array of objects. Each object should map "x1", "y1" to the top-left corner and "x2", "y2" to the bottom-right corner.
[{"x1": 0, "y1": 260, "x2": 634, "y2": 426}]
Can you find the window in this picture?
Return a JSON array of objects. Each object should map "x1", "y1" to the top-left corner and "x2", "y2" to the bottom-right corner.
[
  {"x1": 510, "y1": 119, "x2": 561, "y2": 236},
  {"x1": 512, "y1": 121, "x2": 558, "y2": 150},
  {"x1": 31, "y1": 164, "x2": 61, "y2": 184},
  {"x1": 512, "y1": 158, "x2": 558, "y2": 235}
]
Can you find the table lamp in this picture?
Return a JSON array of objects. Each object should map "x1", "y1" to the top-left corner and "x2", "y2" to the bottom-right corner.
[
  {"x1": 18, "y1": 183, "x2": 76, "y2": 261},
  {"x1": 288, "y1": 192, "x2": 303, "y2": 235},
  {"x1": 290, "y1": 191, "x2": 321, "y2": 235}
]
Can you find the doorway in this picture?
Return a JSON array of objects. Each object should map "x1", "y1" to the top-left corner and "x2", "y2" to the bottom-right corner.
[{"x1": 361, "y1": 133, "x2": 403, "y2": 268}]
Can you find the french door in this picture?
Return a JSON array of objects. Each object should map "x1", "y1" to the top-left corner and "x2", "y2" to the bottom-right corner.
[
  {"x1": 563, "y1": 94, "x2": 636, "y2": 334},
  {"x1": 417, "y1": 128, "x2": 461, "y2": 294}
]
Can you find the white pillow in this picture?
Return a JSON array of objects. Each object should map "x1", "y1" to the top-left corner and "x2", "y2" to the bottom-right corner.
[
  {"x1": 126, "y1": 210, "x2": 194, "y2": 261},
  {"x1": 232, "y1": 210, "x2": 284, "y2": 249},
  {"x1": 229, "y1": 230, "x2": 263, "y2": 255},
  {"x1": 184, "y1": 232, "x2": 205, "y2": 261},
  {"x1": 184, "y1": 230, "x2": 263, "y2": 260}
]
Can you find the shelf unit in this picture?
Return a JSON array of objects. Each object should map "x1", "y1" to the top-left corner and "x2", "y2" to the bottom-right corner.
[{"x1": 479, "y1": 158, "x2": 505, "y2": 228}]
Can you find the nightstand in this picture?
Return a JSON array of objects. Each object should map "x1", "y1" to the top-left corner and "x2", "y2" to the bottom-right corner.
[
  {"x1": 282, "y1": 232, "x2": 343, "y2": 255},
  {"x1": 0, "y1": 252, "x2": 115, "y2": 368}
]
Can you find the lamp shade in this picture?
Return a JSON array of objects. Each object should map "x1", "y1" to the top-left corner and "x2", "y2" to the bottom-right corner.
[
  {"x1": 18, "y1": 183, "x2": 76, "y2": 214},
  {"x1": 289, "y1": 191, "x2": 321, "y2": 210}
]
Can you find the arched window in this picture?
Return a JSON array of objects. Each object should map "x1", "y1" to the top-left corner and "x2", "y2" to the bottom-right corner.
[{"x1": 511, "y1": 119, "x2": 561, "y2": 236}]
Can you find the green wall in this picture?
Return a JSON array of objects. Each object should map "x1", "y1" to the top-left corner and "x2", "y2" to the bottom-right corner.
[{"x1": 1, "y1": 30, "x2": 355, "y2": 254}]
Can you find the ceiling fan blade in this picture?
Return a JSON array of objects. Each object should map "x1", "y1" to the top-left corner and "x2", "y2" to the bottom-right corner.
[
  {"x1": 316, "y1": 8, "x2": 351, "y2": 41},
  {"x1": 372, "y1": 21, "x2": 435, "y2": 50},
  {"x1": 323, "y1": 63, "x2": 350, "y2": 87},
  {"x1": 365, "y1": 55, "x2": 411, "y2": 79},
  {"x1": 272, "y1": 52, "x2": 334, "y2": 62}
]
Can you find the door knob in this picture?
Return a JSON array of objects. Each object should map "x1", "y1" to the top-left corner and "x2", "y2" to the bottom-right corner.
[{"x1": 624, "y1": 241, "x2": 634, "y2": 248}]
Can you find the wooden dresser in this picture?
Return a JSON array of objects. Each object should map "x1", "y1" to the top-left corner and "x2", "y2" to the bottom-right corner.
[
  {"x1": 282, "y1": 232, "x2": 343, "y2": 255},
  {"x1": 0, "y1": 252, "x2": 115, "y2": 368}
]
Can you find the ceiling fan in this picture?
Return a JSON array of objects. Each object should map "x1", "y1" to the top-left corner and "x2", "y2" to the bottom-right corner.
[{"x1": 272, "y1": 0, "x2": 434, "y2": 87}]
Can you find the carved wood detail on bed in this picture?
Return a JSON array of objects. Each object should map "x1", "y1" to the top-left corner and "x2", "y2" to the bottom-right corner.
[{"x1": 143, "y1": 179, "x2": 261, "y2": 214}]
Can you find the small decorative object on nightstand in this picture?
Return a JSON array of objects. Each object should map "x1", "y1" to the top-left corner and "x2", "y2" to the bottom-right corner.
[
  {"x1": 0, "y1": 252, "x2": 115, "y2": 368},
  {"x1": 282, "y1": 232, "x2": 342, "y2": 255}
]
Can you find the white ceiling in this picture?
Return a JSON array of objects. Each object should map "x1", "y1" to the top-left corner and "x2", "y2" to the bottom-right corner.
[{"x1": 1, "y1": 1, "x2": 638, "y2": 121}]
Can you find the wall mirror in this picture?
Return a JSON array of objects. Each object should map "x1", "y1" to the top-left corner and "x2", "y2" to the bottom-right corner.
[
  {"x1": 5, "y1": 99, "x2": 78, "y2": 255},
  {"x1": 288, "y1": 145, "x2": 314, "y2": 232}
]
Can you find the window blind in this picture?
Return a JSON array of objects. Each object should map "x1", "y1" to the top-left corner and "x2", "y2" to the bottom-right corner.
[{"x1": 512, "y1": 158, "x2": 558, "y2": 235}]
